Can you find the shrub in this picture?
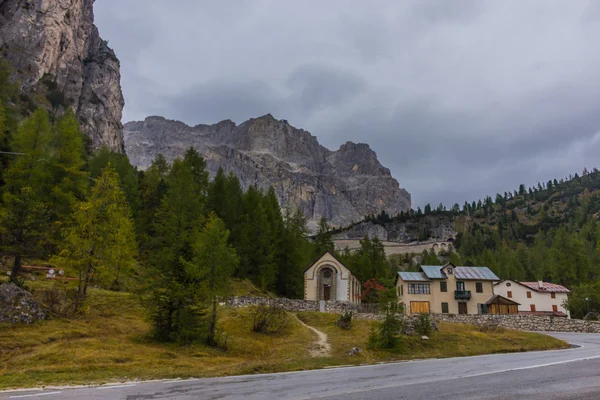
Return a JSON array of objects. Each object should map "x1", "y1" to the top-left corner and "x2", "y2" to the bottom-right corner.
[
  {"x1": 368, "y1": 301, "x2": 403, "y2": 349},
  {"x1": 251, "y1": 302, "x2": 289, "y2": 334},
  {"x1": 38, "y1": 283, "x2": 78, "y2": 318},
  {"x1": 414, "y1": 313, "x2": 433, "y2": 336},
  {"x1": 335, "y1": 311, "x2": 353, "y2": 330}
]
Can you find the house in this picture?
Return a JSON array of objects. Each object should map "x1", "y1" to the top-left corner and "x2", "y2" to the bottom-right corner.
[
  {"x1": 493, "y1": 280, "x2": 570, "y2": 318},
  {"x1": 394, "y1": 263, "x2": 500, "y2": 314},
  {"x1": 304, "y1": 252, "x2": 361, "y2": 304}
]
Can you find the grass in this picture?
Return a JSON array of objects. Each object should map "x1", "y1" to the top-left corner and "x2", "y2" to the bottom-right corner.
[
  {"x1": 296, "y1": 312, "x2": 570, "y2": 363},
  {"x1": 0, "y1": 288, "x2": 569, "y2": 390}
]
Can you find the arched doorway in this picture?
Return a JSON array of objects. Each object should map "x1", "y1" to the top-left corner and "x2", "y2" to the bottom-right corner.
[{"x1": 318, "y1": 266, "x2": 337, "y2": 301}]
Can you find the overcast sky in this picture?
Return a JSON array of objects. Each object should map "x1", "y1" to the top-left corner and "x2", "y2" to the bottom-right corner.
[{"x1": 94, "y1": 1, "x2": 600, "y2": 209}]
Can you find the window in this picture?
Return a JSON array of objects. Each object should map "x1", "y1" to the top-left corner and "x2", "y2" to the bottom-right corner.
[
  {"x1": 552, "y1": 305, "x2": 558, "y2": 313},
  {"x1": 530, "y1": 304, "x2": 536, "y2": 312},
  {"x1": 398, "y1": 285, "x2": 403, "y2": 296},
  {"x1": 440, "y1": 281, "x2": 447, "y2": 292},
  {"x1": 551, "y1": 292, "x2": 556, "y2": 299},
  {"x1": 477, "y1": 303, "x2": 487, "y2": 314},
  {"x1": 323, "y1": 270, "x2": 332, "y2": 278},
  {"x1": 456, "y1": 281, "x2": 465, "y2": 291},
  {"x1": 408, "y1": 284, "x2": 431, "y2": 294},
  {"x1": 507, "y1": 291, "x2": 513, "y2": 298},
  {"x1": 527, "y1": 291, "x2": 532, "y2": 299},
  {"x1": 506, "y1": 282, "x2": 512, "y2": 287},
  {"x1": 447, "y1": 268, "x2": 453, "y2": 275},
  {"x1": 476, "y1": 282, "x2": 483, "y2": 293},
  {"x1": 441, "y1": 302, "x2": 449, "y2": 313}
]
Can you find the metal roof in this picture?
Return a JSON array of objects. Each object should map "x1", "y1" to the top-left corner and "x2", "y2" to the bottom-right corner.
[
  {"x1": 421, "y1": 265, "x2": 446, "y2": 279},
  {"x1": 520, "y1": 282, "x2": 570, "y2": 293},
  {"x1": 398, "y1": 271, "x2": 430, "y2": 282},
  {"x1": 454, "y1": 266, "x2": 499, "y2": 281}
]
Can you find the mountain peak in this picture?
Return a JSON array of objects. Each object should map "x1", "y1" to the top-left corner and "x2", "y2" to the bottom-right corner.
[{"x1": 124, "y1": 115, "x2": 411, "y2": 228}]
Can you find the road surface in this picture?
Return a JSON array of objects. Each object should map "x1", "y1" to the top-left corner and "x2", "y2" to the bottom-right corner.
[{"x1": 2, "y1": 332, "x2": 600, "y2": 400}]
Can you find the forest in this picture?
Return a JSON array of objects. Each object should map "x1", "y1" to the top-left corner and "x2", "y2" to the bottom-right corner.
[{"x1": 0, "y1": 57, "x2": 598, "y2": 348}]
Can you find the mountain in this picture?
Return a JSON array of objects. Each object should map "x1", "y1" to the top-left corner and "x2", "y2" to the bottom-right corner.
[
  {"x1": 124, "y1": 114, "x2": 411, "y2": 229},
  {"x1": 0, "y1": 0, "x2": 124, "y2": 151}
]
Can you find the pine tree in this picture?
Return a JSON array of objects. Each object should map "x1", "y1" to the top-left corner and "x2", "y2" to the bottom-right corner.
[
  {"x1": 146, "y1": 155, "x2": 209, "y2": 342},
  {"x1": 184, "y1": 213, "x2": 238, "y2": 346},
  {"x1": 314, "y1": 216, "x2": 335, "y2": 255},
  {"x1": 52, "y1": 164, "x2": 137, "y2": 309},
  {"x1": 1, "y1": 109, "x2": 53, "y2": 283}
]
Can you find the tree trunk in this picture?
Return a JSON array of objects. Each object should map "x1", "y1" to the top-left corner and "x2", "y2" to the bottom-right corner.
[
  {"x1": 209, "y1": 295, "x2": 217, "y2": 345},
  {"x1": 74, "y1": 267, "x2": 83, "y2": 312},
  {"x1": 82, "y1": 260, "x2": 92, "y2": 298},
  {"x1": 9, "y1": 253, "x2": 21, "y2": 284}
]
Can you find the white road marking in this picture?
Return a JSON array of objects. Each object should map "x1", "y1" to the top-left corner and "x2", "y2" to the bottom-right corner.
[
  {"x1": 96, "y1": 384, "x2": 136, "y2": 390},
  {"x1": 9, "y1": 392, "x2": 62, "y2": 399},
  {"x1": 299, "y1": 354, "x2": 600, "y2": 399}
]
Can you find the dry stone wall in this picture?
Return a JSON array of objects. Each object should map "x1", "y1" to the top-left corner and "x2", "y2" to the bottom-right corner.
[
  {"x1": 226, "y1": 296, "x2": 600, "y2": 334},
  {"x1": 433, "y1": 313, "x2": 600, "y2": 333},
  {"x1": 225, "y1": 296, "x2": 359, "y2": 313}
]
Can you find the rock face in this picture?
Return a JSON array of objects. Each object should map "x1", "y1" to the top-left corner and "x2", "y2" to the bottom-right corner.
[
  {"x1": 0, "y1": 0, "x2": 124, "y2": 151},
  {"x1": 334, "y1": 216, "x2": 457, "y2": 243},
  {"x1": 124, "y1": 114, "x2": 411, "y2": 228},
  {"x1": 0, "y1": 283, "x2": 46, "y2": 324}
]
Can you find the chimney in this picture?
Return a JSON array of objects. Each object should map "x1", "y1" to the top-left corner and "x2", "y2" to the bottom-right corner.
[{"x1": 538, "y1": 281, "x2": 544, "y2": 290}]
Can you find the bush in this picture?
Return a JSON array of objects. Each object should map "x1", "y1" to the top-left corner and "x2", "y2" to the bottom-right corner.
[
  {"x1": 37, "y1": 283, "x2": 78, "y2": 318},
  {"x1": 368, "y1": 301, "x2": 403, "y2": 349},
  {"x1": 335, "y1": 311, "x2": 353, "y2": 330},
  {"x1": 414, "y1": 313, "x2": 433, "y2": 336},
  {"x1": 251, "y1": 302, "x2": 289, "y2": 334}
]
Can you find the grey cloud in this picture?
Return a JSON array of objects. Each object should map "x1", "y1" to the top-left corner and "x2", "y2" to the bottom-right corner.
[{"x1": 94, "y1": 0, "x2": 600, "y2": 208}]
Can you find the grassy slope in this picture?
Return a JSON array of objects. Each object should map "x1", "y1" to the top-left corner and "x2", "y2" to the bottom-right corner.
[
  {"x1": 0, "y1": 288, "x2": 569, "y2": 390},
  {"x1": 297, "y1": 312, "x2": 570, "y2": 363}
]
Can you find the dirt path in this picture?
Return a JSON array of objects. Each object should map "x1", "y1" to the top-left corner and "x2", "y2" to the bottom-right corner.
[{"x1": 294, "y1": 315, "x2": 331, "y2": 357}]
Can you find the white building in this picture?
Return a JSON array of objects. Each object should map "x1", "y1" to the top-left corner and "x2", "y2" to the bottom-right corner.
[
  {"x1": 304, "y1": 252, "x2": 361, "y2": 304},
  {"x1": 493, "y1": 280, "x2": 570, "y2": 318}
]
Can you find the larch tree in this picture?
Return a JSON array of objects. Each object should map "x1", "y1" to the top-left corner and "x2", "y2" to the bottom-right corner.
[
  {"x1": 52, "y1": 164, "x2": 137, "y2": 310},
  {"x1": 184, "y1": 212, "x2": 238, "y2": 346},
  {"x1": 1, "y1": 109, "x2": 53, "y2": 283}
]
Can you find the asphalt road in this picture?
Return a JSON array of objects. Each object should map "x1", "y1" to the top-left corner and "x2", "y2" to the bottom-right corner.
[{"x1": 2, "y1": 332, "x2": 600, "y2": 400}]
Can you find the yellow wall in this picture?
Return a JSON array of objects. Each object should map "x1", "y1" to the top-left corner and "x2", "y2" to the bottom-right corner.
[{"x1": 397, "y1": 266, "x2": 495, "y2": 314}]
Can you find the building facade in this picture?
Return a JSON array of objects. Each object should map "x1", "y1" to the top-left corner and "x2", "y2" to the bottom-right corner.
[
  {"x1": 395, "y1": 263, "x2": 500, "y2": 314},
  {"x1": 304, "y1": 252, "x2": 362, "y2": 304},
  {"x1": 493, "y1": 280, "x2": 570, "y2": 318}
]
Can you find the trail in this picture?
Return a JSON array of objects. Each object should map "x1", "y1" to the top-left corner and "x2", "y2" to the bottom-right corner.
[{"x1": 294, "y1": 315, "x2": 331, "y2": 357}]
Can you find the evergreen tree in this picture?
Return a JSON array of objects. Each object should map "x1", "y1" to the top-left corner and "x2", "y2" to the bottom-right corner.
[
  {"x1": 314, "y1": 216, "x2": 335, "y2": 255},
  {"x1": 184, "y1": 213, "x2": 238, "y2": 346},
  {"x1": 146, "y1": 155, "x2": 209, "y2": 341},
  {"x1": 89, "y1": 146, "x2": 141, "y2": 223},
  {"x1": 52, "y1": 165, "x2": 137, "y2": 309},
  {"x1": 2, "y1": 109, "x2": 53, "y2": 283}
]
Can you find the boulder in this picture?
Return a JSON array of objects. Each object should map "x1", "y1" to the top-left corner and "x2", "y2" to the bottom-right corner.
[{"x1": 0, "y1": 284, "x2": 46, "y2": 324}]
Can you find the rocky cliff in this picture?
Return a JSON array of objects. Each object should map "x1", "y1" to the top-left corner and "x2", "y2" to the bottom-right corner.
[
  {"x1": 0, "y1": 0, "x2": 124, "y2": 151},
  {"x1": 124, "y1": 115, "x2": 411, "y2": 229}
]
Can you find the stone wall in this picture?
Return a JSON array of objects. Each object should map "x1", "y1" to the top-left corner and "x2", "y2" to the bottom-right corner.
[
  {"x1": 432, "y1": 313, "x2": 600, "y2": 333},
  {"x1": 225, "y1": 296, "x2": 359, "y2": 313},
  {"x1": 225, "y1": 296, "x2": 600, "y2": 333}
]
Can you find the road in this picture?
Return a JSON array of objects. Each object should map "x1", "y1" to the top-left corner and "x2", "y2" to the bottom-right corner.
[{"x1": 2, "y1": 332, "x2": 600, "y2": 400}]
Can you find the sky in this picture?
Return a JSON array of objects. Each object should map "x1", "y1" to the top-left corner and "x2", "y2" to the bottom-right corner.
[{"x1": 94, "y1": 0, "x2": 600, "y2": 209}]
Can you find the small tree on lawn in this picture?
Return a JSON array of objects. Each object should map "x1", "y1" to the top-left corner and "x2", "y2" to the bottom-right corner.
[
  {"x1": 184, "y1": 212, "x2": 238, "y2": 346},
  {"x1": 52, "y1": 164, "x2": 137, "y2": 311},
  {"x1": 361, "y1": 278, "x2": 387, "y2": 304}
]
